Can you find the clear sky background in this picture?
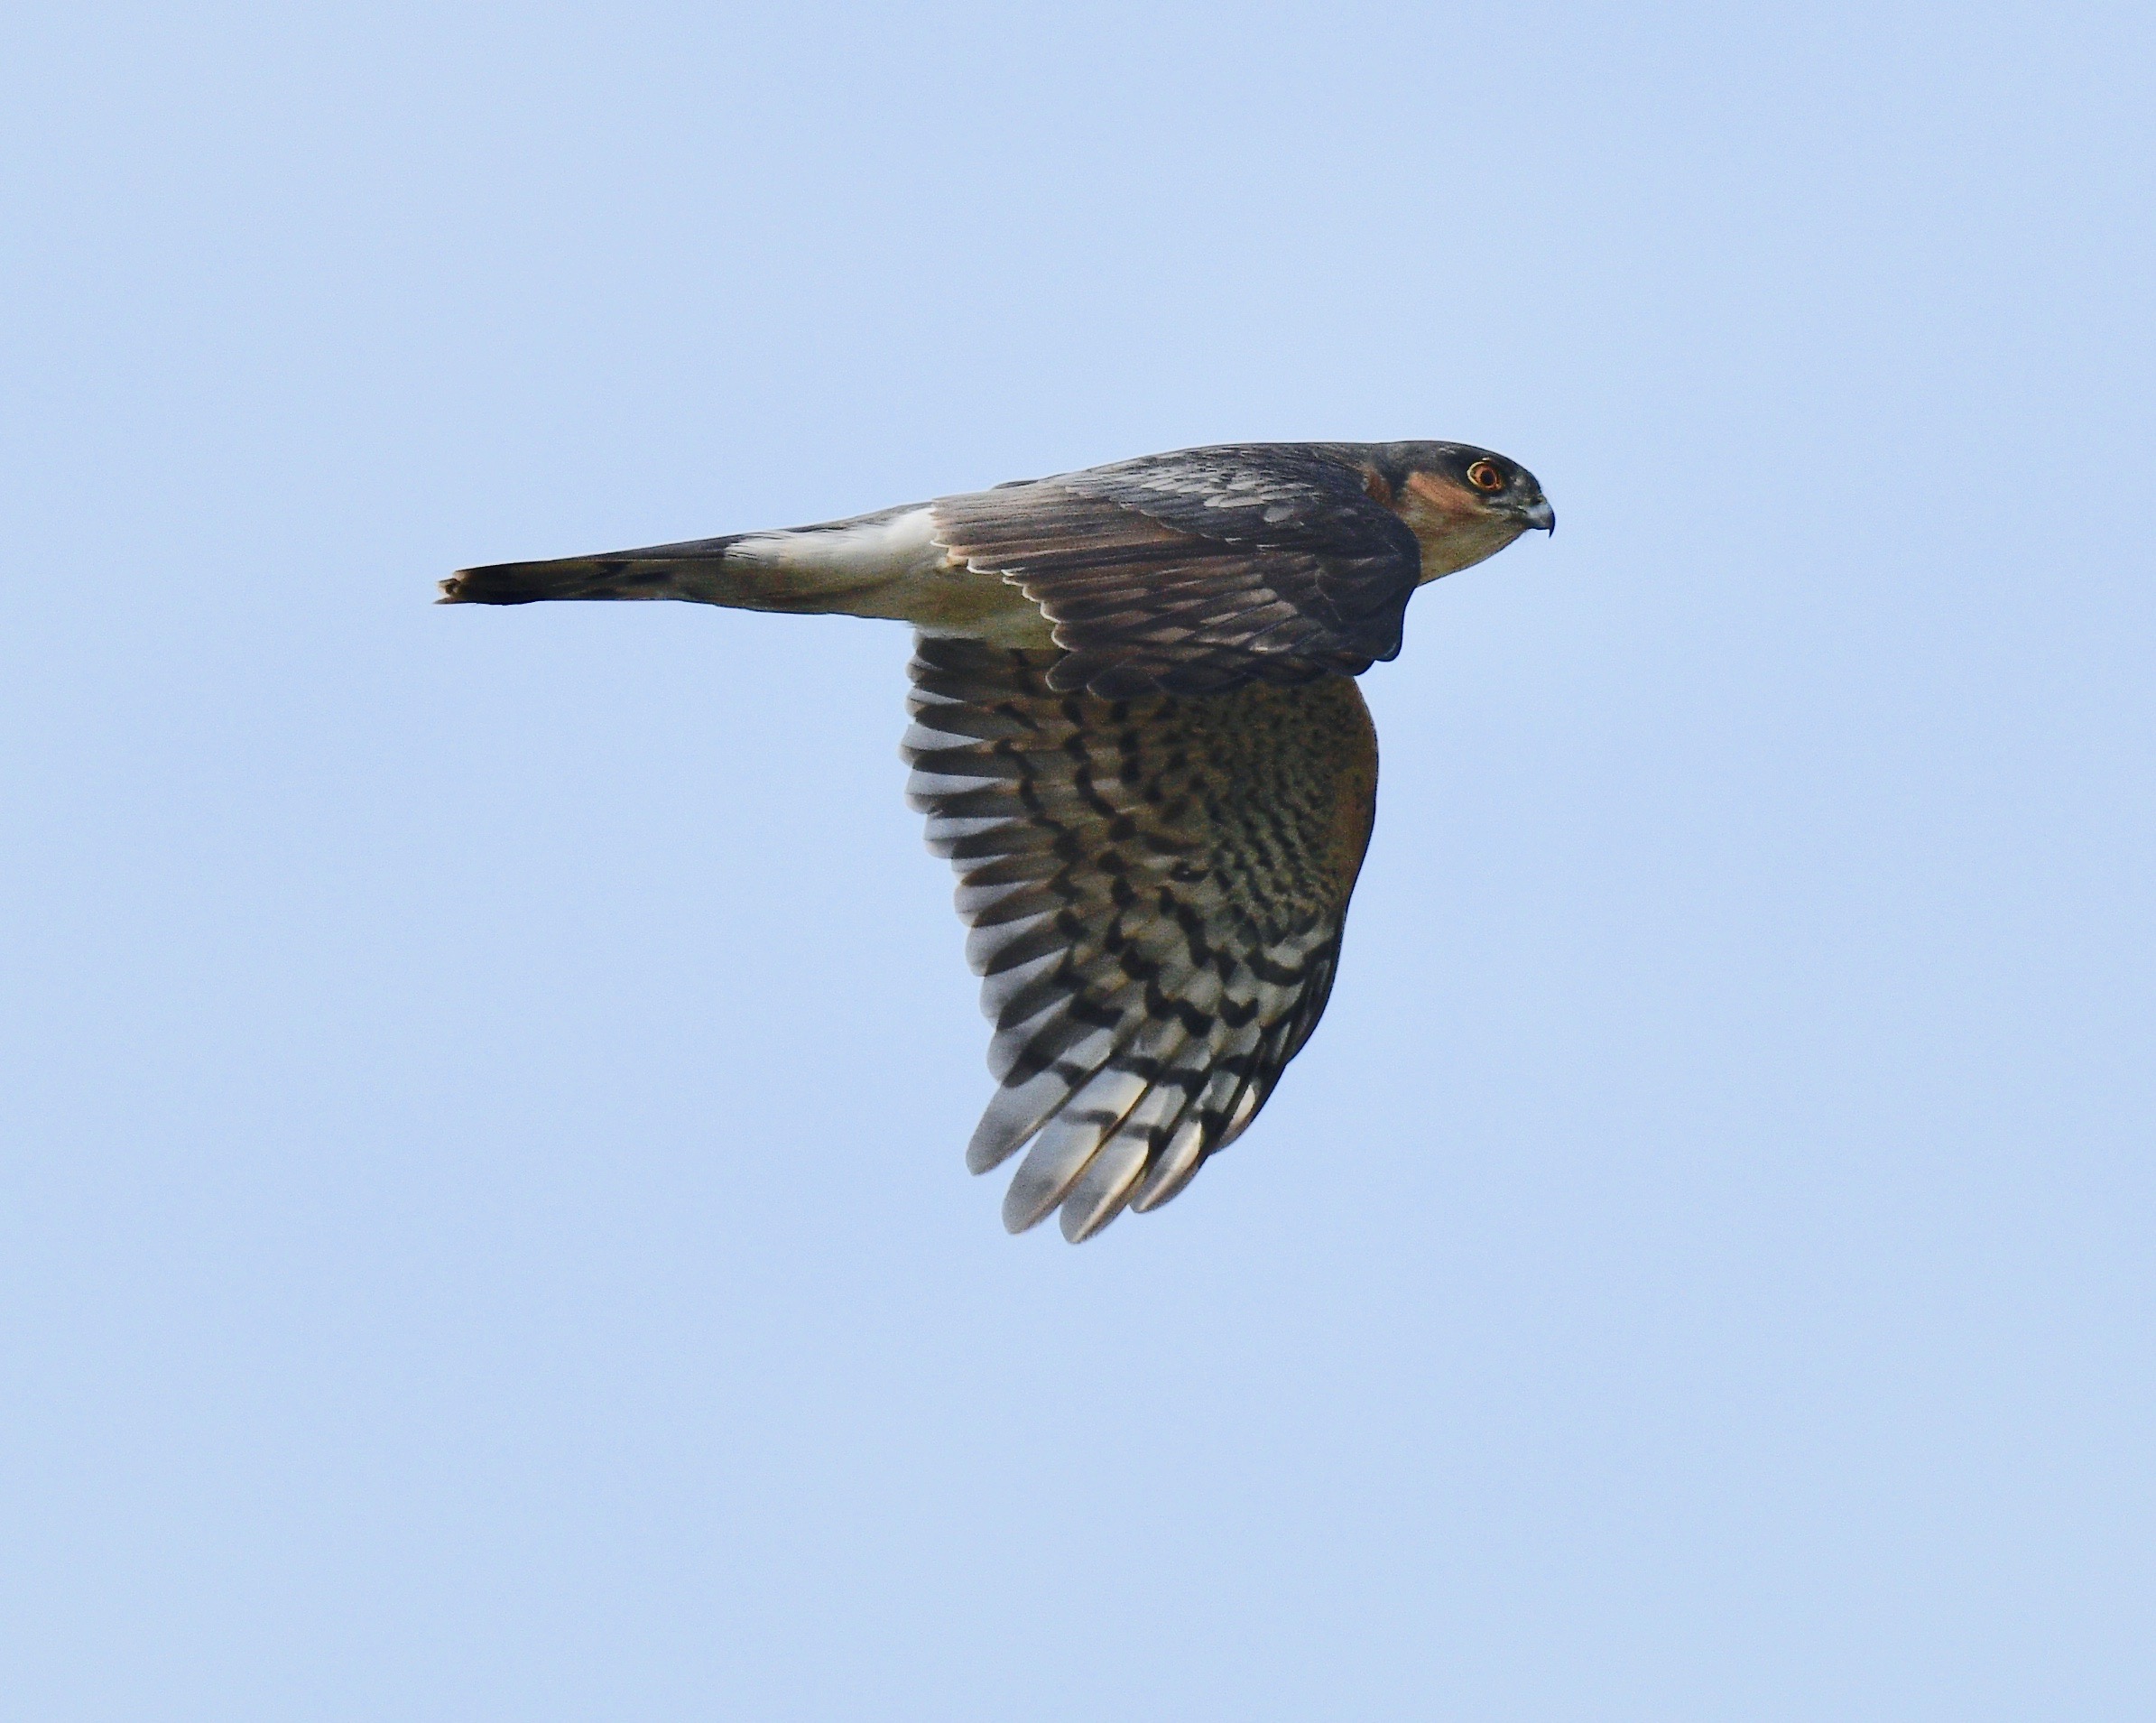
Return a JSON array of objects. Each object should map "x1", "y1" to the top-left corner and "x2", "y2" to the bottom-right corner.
[{"x1": 4, "y1": 3, "x2": 2151, "y2": 1717}]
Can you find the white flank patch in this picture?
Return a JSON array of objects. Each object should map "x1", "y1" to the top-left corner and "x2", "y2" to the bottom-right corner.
[{"x1": 730, "y1": 506, "x2": 944, "y2": 577}]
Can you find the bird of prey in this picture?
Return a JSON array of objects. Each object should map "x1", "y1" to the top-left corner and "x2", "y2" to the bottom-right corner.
[{"x1": 443, "y1": 440, "x2": 1553, "y2": 1241}]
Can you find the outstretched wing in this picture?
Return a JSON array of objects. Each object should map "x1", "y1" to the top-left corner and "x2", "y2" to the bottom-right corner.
[
  {"x1": 903, "y1": 635, "x2": 1378, "y2": 1241},
  {"x1": 930, "y1": 443, "x2": 1421, "y2": 698}
]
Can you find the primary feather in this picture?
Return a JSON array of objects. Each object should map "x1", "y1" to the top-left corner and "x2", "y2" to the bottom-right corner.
[{"x1": 903, "y1": 636, "x2": 1376, "y2": 1238}]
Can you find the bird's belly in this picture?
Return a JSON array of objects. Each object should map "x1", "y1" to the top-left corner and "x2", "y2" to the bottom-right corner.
[{"x1": 905, "y1": 566, "x2": 1059, "y2": 647}]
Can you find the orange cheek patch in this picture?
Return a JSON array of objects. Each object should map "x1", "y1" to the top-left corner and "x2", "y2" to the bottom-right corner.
[
  {"x1": 1400, "y1": 470, "x2": 1482, "y2": 526},
  {"x1": 1394, "y1": 469, "x2": 1523, "y2": 579}
]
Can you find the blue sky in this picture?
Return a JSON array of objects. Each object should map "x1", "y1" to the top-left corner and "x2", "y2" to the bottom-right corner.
[{"x1": 4, "y1": 3, "x2": 2151, "y2": 1717}]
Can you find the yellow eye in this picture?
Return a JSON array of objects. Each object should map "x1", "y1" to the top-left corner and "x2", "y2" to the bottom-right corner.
[{"x1": 1467, "y1": 459, "x2": 1505, "y2": 493}]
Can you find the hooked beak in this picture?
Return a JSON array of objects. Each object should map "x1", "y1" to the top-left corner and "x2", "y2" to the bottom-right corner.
[{"x1": 1517, "y1": 496, "x2": 1556, "y2": 534}]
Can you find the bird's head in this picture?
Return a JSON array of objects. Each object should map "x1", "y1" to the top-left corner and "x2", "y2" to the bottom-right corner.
[{"x1": 1367, "y1": 441, "x2": 1554, "y2": 583}]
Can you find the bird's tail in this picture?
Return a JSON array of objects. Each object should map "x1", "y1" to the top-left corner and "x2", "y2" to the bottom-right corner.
[
  {"x1": 439, "y1": 505, "x2": 946, "y2": 619},
  {"x1": 446, "y1": 537, "x2": 717, "y2": 606},
  {"x1": 440, "y1": 532, "x2": 839, "y2": 612}
]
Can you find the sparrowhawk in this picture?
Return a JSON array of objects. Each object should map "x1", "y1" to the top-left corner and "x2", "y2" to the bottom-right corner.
[{"x1": 443, "y1": 440, "x2": 1554, "y2": 1241}]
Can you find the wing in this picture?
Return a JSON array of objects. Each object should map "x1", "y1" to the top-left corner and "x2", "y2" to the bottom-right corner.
[
  {"x1": 930, "y1": 443, "x2": 1421, "y2": 698},
  {"x1": 904, "y1": 635, "x2": 1378, "y2": 1241}
]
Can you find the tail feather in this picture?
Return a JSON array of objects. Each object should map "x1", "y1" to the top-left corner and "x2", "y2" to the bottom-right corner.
[
  {"x1": 440, "y1": 504, "x2": 961, "y2": 619},
  {"x1": 441, "y1": 504, "x2": 1053, "y2": 644},
  {"x1": 439, "y1": 535, "x2": 774, "y2": 607}
]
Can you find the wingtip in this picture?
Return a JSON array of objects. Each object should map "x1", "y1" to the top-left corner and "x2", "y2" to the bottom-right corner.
[
  {"x1": 1056, "y1": 1138, "x2": 1147, "y2": 1241},
  {"x1": 1002, "y1": 1185, "x2": 1055, "y2": 1234},
  {"x1": 1000, "y1": 1125, "x2": 1101, "y2": 1234},
  {"x1": 966, "y1": 1070, "x2": 1063, "y2": 1173}
]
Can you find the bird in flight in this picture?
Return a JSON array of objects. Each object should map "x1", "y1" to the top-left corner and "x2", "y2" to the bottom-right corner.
[{"x1": 443, "y1": 440, "x2": 1553, "y2": 1241}]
